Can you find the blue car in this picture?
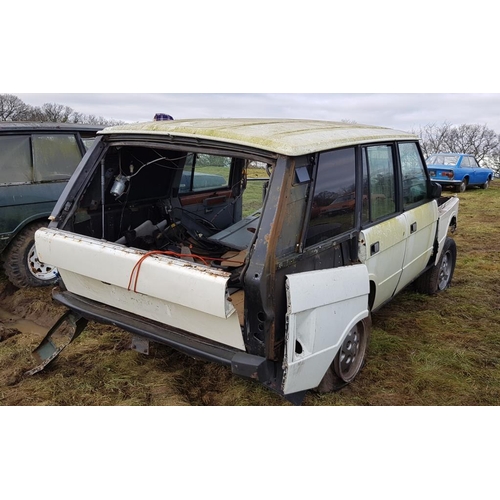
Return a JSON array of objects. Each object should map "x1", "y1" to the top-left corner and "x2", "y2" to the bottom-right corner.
[{"x1": 426, "y1": 153, "x2": 494, "y2": 193}]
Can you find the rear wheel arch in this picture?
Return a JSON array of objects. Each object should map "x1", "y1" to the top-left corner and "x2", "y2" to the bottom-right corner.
[
  {"x1": 414, "y1": 237, "x2": 457, "y2": 295},
  {"x1": 449, "y1": 216, "x2": 458, "y2": 234},
  {"x1": 315, "y1": 315, "x2": 372, "y2": 393},
  {"x1": 481, "y1": 176, "x2": 492, "y2": 189},
  {"x1": 456, "y1": 177, "x2": 469, "y2": 193}
]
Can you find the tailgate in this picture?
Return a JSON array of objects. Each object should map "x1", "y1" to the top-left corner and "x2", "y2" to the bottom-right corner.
[
  {"x1": 437, "y1": 196, "x2": 460, "y2": 257},
  {"x1": 438, "y1": 197, "x2": 459, "y2": 237},
  {"x1": 35, "y1": 228, "x2": 245, "y2": 350}
]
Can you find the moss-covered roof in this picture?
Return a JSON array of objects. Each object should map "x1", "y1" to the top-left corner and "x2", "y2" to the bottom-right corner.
[{"x1": 101, "y1": 118, "x2": 416, "y2": 157}]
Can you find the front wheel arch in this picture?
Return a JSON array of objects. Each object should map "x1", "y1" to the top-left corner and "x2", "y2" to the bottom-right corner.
[{"x1": 3, "y1": 220, "x2": 58, "y2": 288}]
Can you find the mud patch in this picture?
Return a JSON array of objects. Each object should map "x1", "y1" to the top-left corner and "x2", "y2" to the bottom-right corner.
[
  {"x1": 0, "y1": 281, "x2": 66, "y2": 329},
  {"x1": 0, "y1": 325, "x2": 21, "y2": 342},
  {"x1": 0, "y1": 306, "x2": 48, "y2": 336}
]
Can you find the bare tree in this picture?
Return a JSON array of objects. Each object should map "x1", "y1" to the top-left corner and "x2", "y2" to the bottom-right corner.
[
  {"x1": 39, "y1": 103, "x2": 74, "y2": 123},
  {"x1": 72, "y1": 112, "x2": 124, "y2": 126},
  {"x1": 0, "y1": 95, "x2": 125, "y2": 126},
  {"x1": 446, "y1": 124, "x2": 499, "y2": 163},
  {"x1": 413, "y1": 123, "x2": 453, "y2": 158},
  {"x1": 20, "y1": 105, "x2": 46, "y2": 121},
  {"x1": 0, "y1": 94, "x2": 29, "y2": 121}
]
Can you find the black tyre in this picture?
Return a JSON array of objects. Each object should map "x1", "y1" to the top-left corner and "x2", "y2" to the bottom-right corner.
[
  {"x1": 3, "y1": 221, "x2": 58, "y2": 288},
  {"x1": 315, "y1": 316, "x2": 372, "y2": 394},
  {"x1": 456, "y1": 180, "x2": 468, "y2": 193},
  {"x1": 415, "y1": 237, "x2": 457, "y2": 296},
  {"x1": 481, "y1": 178, "x2": 491, "y2": 190}
]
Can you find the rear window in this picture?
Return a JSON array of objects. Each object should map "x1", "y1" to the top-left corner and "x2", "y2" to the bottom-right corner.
[
  {"x1": 180, "y1": 153, "x2": 231, "y2": 194},
  {"x1": 0, "y1": 135, "x2": 32, "y2": 184},
  {"x1": 32, "y1": 134, "x2": 82, "y2": 182},
  {"x1": 427, "y1": 155, "x2": 460, "y2": 166}
]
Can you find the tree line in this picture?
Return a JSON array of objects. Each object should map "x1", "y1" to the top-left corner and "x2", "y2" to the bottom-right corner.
[
  {"x1": 1, "y1": 93, "x2": 499, "y2": 173},
  {"x1": 0, "y1": 93, "x2": 124, "y2": 127}
]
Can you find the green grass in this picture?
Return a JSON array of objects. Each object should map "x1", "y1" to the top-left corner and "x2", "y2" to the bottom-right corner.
[
  {"x1": 243, "y1": 167, "x2": 269, "y2": 216},
  {"x1": 1, "y1": 183, "x2": 500, "y2": 406}
]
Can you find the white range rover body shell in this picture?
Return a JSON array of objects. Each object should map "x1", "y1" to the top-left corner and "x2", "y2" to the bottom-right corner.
[{"x1": 31, "y1": 119, "x2": 460, "y2": 398}]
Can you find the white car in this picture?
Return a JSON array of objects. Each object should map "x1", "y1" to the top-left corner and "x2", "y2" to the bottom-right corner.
[{"x1": 29, "y1": 119, "x2": 459, "y2": 404}]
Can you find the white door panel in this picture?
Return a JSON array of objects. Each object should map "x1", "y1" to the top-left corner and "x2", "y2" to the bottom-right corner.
[
  {"x1": 396, "y1": 202, "x2": 438, "y2": 293},
  {"x1": 359, "y1": 214, "x2": 407, "y2": 310},
  {"x1": 283, "y1": 265, "x2": 370, "y2": 395}
]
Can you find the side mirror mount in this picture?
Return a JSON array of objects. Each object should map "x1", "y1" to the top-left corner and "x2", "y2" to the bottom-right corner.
[{"x1": 429, "y1": 181, "x2": 442, "y2": 200}]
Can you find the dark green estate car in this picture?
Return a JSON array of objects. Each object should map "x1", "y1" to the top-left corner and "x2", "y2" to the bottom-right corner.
[{"x1": 0, "y1": 122, "x2": 101, "y2": 288}]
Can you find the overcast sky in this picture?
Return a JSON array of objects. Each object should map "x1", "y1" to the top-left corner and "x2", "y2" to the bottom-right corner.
[
  {"x1": 11, "y1": 93, "x2": 500, "y2": 134},
  {"x1": 6, "y1": 4, "x2": 498, "y2": 135}
]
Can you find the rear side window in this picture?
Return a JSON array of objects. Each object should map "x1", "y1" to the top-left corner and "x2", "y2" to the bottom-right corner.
[
  {"x1": 32, "y1": 134, "x2": 82, "y2": 182},
  {"x1": 461, "y1": 156, "x2": 471, "y2": 168},
  {"x1": 0, "y1": 136, "x2": 32, "y2": 184},
  {"x1": 180, "y1": 153, "x2": 231, "y2": 194},
  {"x1": 362, "y1": 145, "x2": 397, "y2": 223},
  {"x1": 82, "y1": 137, "x2": 96, "y2": 151},
  {"x1": 469, "y1": 157, "x2": 480, "y2": 168},
  {"x1": 399, "y1": 142, "x2": 428, "y2": 207},
  {"x1": 306, "y1": 148, "x2": 356, "y2": 247}
]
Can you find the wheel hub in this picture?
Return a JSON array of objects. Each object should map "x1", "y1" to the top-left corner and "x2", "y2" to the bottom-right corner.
[
  {"x1": 28, "y1": 245, "x2": 58, "y2": 281},
  {"x1": 336, "y1": 325, "x2": 363, "y2": 380},
  {"x1": 438, "y1": 251, "x2": 452, "y2": 290}
]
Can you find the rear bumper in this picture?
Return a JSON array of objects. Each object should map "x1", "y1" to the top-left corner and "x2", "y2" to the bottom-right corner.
[{"x1": 52, "y1": 289, "x2": 274, "y2": 385}]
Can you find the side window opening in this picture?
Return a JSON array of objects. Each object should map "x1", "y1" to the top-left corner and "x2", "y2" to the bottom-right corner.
[
  {"x1": 362, "y1": 145, "x2": 397, "y2": 223},
  {"x1": 305, "y1": 148, "x2": 356, "y2": 247}
]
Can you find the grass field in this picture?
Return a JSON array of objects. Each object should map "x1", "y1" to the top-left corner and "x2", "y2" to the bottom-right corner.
[{"x1": 0, "y1": 183, "x2": 499, "y2": 406}]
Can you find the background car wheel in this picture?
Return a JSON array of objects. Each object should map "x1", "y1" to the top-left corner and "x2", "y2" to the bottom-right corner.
[
  {"x1": 456, "y1": 180, "x2": 468, "y2": 193},
  {"x1": 415, "y1": 237, "x2": 457, "y2": 296},
  {"x1": 3, "y1": 221, "x2": 58, "y2": 288},
  {"x1": 481, "y1": 179, "x2": 491, "y2": 190},
  {"x1": 315, "y1": 316, "x2": 372, "y2": 394}
]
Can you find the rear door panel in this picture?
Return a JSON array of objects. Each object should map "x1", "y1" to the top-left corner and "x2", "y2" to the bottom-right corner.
[
  {"x1": 283, "y1": 265, "x2": 370, "y2": 395},
  {"x1": 359, "y1": 214, "x2": 407, "y2": 310}
]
